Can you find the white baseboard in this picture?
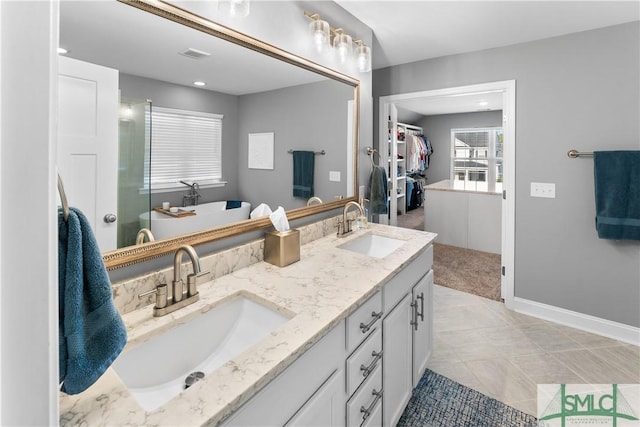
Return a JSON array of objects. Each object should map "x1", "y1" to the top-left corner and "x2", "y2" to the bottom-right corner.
[{"x1": 513, "y1": 297, "x2": 640, "y2": 346}]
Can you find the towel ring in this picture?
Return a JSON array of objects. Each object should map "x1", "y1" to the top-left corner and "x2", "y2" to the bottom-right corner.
[
  {"x1": 366, "y1": 147, "x2": 380, "y2": 167},
  {"x1": 57, "y1": 172, "x2": 70, "y2": 222}
]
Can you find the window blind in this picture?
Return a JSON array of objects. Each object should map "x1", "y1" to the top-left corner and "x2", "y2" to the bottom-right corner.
[{"x1": 147, "y1": 106, "x2": 223, "y2": 187}]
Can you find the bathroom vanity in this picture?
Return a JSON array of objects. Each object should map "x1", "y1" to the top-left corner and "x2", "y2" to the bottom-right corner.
[{"x1": 59, "y1": 221, "x2": 436, "y2": 426}]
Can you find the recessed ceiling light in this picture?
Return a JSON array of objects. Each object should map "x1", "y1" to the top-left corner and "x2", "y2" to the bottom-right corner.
[
  {"x1": 57, "y1": 47, "x2": 68, "y2": 54},
  {"x1": 193, "y1": 81, "x2": 206, "y2": 87}
]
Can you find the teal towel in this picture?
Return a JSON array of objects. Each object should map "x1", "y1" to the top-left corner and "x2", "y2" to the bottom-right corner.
[
  {"x1": 292, "y1": 151, "x2": 315, "y2": 199},
  {"x1": 369, "y1": 165, "x2": 389, "y2": 215},
  {"x1": 593, "y1": 150, "x2": 640, "y2": 240},
  {"x1": 226, "y1": 200, "x2": 242, "y2": 209},
  {"x1": 59, "y1": 207, "x2": 127, "y2": 394}
]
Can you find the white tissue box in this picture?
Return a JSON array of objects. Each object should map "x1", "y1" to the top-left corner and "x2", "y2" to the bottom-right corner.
[{"x1": 264, "y1": 229, "x2": 300, "y2": 267}]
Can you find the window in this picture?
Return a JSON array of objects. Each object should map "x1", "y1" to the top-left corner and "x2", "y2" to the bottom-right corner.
[
  {"x1": 450, "y1": 127, "x2": 503, "y2": 192},
  {"x1": 145, "y1": 106, "x2": 224, "y2": 190}
]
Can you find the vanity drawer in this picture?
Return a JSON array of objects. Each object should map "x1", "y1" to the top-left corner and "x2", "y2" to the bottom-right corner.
[
  {"x1": 346, "y1": 291, "x2": 382, "y2": 354},
  {"x1": 361, "y1": 396, "x2": 382, "y2": 427},
  {"x1": 346, "y1": 328, "x2": 382, "y2": 397},
  {"x1": 346, "y1": 364, "x2": 382, "y2": 427}
]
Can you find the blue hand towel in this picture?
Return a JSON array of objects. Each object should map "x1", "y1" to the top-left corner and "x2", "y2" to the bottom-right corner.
[
  {"x1": 369, "y1": 165, "x2": 389, "y2": 215},
  {"x1": 292, "y1": 151, "x2": 315, "y2": 199},
  {"x1": 59, "y1": 207, "x2": 127, "y2": 394},
  {"x1": 593, "y1": 150, "x2": 640, "y2": 240}
]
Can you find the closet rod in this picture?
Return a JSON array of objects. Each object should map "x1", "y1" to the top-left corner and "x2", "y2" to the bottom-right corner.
[{"x1": 288, "y1": 149, "x2": 326, "y2": 155}]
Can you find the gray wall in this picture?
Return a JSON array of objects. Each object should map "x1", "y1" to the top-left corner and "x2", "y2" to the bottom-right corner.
[
  {"x1": 238, "y1": 80, "x2": 354, "y2": 209},
  {"x1": 415, "y1": 111, "x2": 503, "y2": 184},
  {"x1": 119, "y1": 73, "x2": 240, "y2": 208},
  {"x1": 373, "y1": 22, "x2": 640, "y2": 328}
]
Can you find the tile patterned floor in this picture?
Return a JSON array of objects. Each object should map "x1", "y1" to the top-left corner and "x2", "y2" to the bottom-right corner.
[{"x1": 428, "y1": 284, "x2": 640, "y2": 417}]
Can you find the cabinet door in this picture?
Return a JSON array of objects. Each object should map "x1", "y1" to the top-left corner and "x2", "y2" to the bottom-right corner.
[
  {"x1": 382, "y1": 294, "x2": 412, "y2": 427},
  {"x1": 412, "y1": 270, "x2": 433, "y2": 386},
  {"x1": 286, "y1": 369, "x2": 345, "y2": 427}
]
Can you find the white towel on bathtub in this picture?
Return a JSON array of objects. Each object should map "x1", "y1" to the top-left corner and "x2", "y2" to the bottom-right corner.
[{"x1": 250, "y1": 203, "x2": 272, "y2": 219}]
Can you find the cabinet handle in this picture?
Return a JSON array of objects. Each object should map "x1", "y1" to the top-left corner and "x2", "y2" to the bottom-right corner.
[
  {"x1": 360, "y1": 388, "x2": 383, "y2": 422},
  {"x1": 410, "y1": 301, "x2": 418, "y2": 331},
  {"x1": 417, "y1": 292, "x2": 424, "y2": 323},
  {"x1": 359, "y1": 311, "x2": 383, "y2": 334},
  {"x1": 360, "y1": 350, "x2": 383, "y2": 378}
]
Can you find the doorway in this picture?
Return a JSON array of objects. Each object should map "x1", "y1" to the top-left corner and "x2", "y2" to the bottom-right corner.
[{"x1": 378, "y1": 80, "x2": 516, "y2": 308}]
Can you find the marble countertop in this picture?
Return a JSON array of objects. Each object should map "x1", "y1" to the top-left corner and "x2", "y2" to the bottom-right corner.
[
  {"x1": 425, "y1": 179, "x2": 501, "y2": 195},
  {"x1": 59, "y1": 224, "x2": 436, "y2": 426}
]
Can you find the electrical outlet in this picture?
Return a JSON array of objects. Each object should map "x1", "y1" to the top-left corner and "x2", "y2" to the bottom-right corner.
[
  {"x1": 530, "y1": 182, "x2": 556, "y2": 198},
  {"x1": 329, "y1": 171, "x2": 341, "y2": 182}
]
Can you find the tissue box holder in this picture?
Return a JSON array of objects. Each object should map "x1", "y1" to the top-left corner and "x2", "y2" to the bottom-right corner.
[{"x1": 264, "y1": 229, "x2": 300, "y2": 267}]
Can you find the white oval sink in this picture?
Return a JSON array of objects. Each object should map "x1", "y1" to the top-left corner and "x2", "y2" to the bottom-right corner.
[
  {"x1": 338, "y1": 233, "x2": 406, "y2": 258},
  {"x1": 112, "y1": 295, "x2": 290, "y2": 411}
]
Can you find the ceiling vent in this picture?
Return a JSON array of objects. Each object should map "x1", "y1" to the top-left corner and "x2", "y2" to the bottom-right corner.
[{"x1": 179, "y1": 48, "x2": 211, "y2": 60}]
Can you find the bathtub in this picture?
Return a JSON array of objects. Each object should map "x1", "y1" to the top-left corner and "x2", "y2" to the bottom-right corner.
[{"x1": 139, "y1": 201, "x2": 251, "y2": 241}]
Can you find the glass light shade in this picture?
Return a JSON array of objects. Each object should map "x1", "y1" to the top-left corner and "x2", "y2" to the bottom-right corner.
[
  {"x1": 355, "y1": 44, "x2": 371, "y2": 73},
  {"x1": 308, "y1": 19, "x2": 330, "y2": 53},
  {"x1": 218, "y1": 0, "x2": 250, "y2": 18},
  {"x1": 332, "y1": 31, "x2": 353, "y2": 64}
]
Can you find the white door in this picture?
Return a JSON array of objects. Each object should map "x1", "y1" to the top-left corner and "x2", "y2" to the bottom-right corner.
[
  {"x1": 379, "y1": 103, "x2": 398, "y2": 225},
  {"x1": 58, "y1": 56, "x2": 119, "y2": 251},
  {"x1": 382, "y1": 293, "x2": 412, "y2": 426},
  {"x1": 412, "y1": 270, "x2": 433, "y2": 386}
]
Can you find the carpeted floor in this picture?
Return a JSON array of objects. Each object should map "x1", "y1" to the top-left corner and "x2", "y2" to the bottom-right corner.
[
  {"x1": 432, "y1": 242, "x2": 502, "y2": 301},
  {"x1": 395, "y1": 207, "x2": 502, "y2": 301},
  {"x1": 397, "y1": 208, "x2": 425, "y2": 231},
  {"x1": 398, "y1": 369, "x2": 538, "y2": 427}
]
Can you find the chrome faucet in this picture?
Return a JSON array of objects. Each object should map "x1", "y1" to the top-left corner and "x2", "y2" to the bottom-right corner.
[
  {"x1": 138, "y1": 245, "x2": 211, "y2": 317},
  {"x1": 337, "y1": 201, "x2": 365, "y2": 237},
  {"x1": 180, "y1": 180, "x2": 201, "y2": 207}
]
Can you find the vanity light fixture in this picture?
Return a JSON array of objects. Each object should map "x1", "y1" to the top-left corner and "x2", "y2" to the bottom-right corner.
[
  {"x1": 354, "y1": 40, "x2": 371, "y2": 73},
  {"x1": 478, "y1": 101, "x2": 489, "y2": 107},
  {"x1": 218, "y1": 0, "x2": 250, "y2": 18},
  {"x1": 193, "y1": 81, "x2": 207, "y2": 87},
  {"x1": 307, "y1": 13, "x2": 330, "y2": 54},
  {"x1": 304, "y1": 11, "x2": 371, "y2": 73},
  {"x1": 332, "y1": 29, "x2": 353, "y2": 65}
]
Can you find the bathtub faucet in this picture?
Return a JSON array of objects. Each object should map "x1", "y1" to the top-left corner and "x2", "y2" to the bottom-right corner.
[{"x1": 180, "y1": 180, "x2": 201, "y2": 207}]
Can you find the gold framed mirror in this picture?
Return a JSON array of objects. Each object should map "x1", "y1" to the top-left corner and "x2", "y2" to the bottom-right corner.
[{"x1": 90, "y1": 0, "x2": 361, "y2": 269}]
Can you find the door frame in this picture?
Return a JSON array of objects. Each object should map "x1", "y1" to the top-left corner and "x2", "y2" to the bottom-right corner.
[{"x1": 378, "y1": 80, "x2": 516, "y2": 308}]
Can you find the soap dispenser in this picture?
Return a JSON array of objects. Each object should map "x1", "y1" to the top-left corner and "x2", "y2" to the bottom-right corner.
[{"x1": 356, "y1": 197, "x2": 369, "y2": 229}]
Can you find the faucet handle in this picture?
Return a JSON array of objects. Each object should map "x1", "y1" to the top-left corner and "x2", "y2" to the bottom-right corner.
[
  {"x1": 186, "y1": 271, "x2": 211, "y2": 297},
  {"x1": 138, "y1": 283, "x2": 168, "y2": 309}
]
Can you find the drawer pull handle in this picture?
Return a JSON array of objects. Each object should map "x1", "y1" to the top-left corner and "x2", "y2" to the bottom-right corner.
[
  {"x1": 359, "y1": 311, "x2": 383, "y2": 333},
  {"x1": 360, "y1": 350, "x2": 383, "y2": 378},
  {"x1": 360, "y1": 388, "x2": 383, "y2": 422}
]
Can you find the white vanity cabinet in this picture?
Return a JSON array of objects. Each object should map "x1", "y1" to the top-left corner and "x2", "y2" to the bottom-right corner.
[
  {"x1": 222, "y1": 244, "x2": 433, "y2": 427},
  {"x1": 222, "y1": 324, "x2": 346, "y2": 426},
  {"x1": 382, "y1": 246, "x2": 434, "y2": 427}
]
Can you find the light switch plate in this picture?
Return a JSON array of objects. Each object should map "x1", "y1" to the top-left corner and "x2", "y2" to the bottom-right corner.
[
  {"x1": 329, "y1": 171, "x2": 341, "y2": 182},
  {"x1": 530, "y1": 182, "x2": 556, "y2": 198}
]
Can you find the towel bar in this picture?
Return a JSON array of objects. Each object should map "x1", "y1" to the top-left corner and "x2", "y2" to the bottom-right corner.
[
  {"x1": 57, "y1": 172, "x2": 70, "y2": 221},
  {"x1": 288, "y1": 149, "x2": 325, "y2": 155},
  {"x1": 567, "y1": 149, "x2": 594, "y2": 158}
]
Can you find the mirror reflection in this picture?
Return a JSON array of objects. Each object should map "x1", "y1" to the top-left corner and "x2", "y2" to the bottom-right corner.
[{"x1": 59, "y1": 1, "x2": 356, "y2": 253}]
